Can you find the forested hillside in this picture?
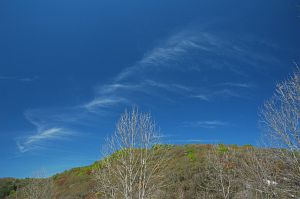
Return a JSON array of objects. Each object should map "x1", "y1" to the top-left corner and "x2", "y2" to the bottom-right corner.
[{"x1": 1, "y1": 144, "x2": 297, "y2": 199}]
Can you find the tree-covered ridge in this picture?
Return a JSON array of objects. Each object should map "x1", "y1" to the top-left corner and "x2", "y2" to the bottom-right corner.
[{"x1": 1, "y1": 144, "x2": 289, "y2": 199}]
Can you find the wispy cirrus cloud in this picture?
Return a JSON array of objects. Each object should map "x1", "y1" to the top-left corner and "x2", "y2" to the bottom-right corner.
[
  {"x1": 16, "y1": 22, "x2": 278, "y2": 153},
  {"x1": 11, "y1": 19, "x2": 284, "y2": 156},
  {"x1": 183, "y1": 120, "x2": 230, "y2": 129},
  {"x1": 211, "y1": 89, "x2": 245, "y2": 99},
  {"x1": 83, "y1": 79, "x2": 193, "y2": 113},
  {"x1": 115, "y1": 30, "x2": 205, "y2": 81},
  {"x1": 144, "y1": 80, "x2": 192, "y2": 93},
  {"x1": 97, "y1": 83, "x2": 141, "y2": 94},
  {"x1": 17, "y1": 128, "x2": 70, "y2": 153},
  {"x1": 16, "y1": 112, "x2": 75, "y2": 153},
  {"x1": 20, "y1": 24, "x2": 265, "y2": 128},
  {"x1": 192, "y1": 94, "x2": 210, "y2": 101},
  {"x1": 190, "y1": 87, "x2": 251, "y2": 102},
  {"x1": 83, "y1": 97, "x2": 128, "y2": 112},
  {"x1": 83, "y1": 23, "x2": 277, "y2": 109},
  {"x1": 0, "y1": 76, "x2": 38, "y2": 82},
  {"x1": 216, "y1": 82, "x2": 254, "y2": 89},
  {"x1": 115, "y1": 24, "x2": 280, "y2": 82}
]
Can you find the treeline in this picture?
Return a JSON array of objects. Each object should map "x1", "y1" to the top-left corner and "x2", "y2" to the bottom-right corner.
[{"x1": 3, "y1": 144, "x2": 300, "y2": 199}]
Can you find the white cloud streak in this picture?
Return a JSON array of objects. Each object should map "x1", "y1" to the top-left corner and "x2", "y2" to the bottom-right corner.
[
  {"x1": 97, "y1": 83, "x2": 142, "y2": 94},
  {"x1": 217, "y1": 82, "x2": 254, "y2": 89},
  {"x1": 87, "y1": 24, "x2": 273, "y2": 107},
  {"x1": 17, "y1": 127, "x2": 73, "y2": 153},
  {"x1": 81, "y1": 19, "x2": 282, "y2": 114},
  {"x1": 144, "y1": 80, "x2": 192, "y2": 93},
  {"x1": 83, "y1": 97, "x2": 128, "y2": 112},
  {"x1": 115, "y1": 30, "x2": 205, "y2": 81},
  {"x1": 191, "y1": 87, "x2": 250, "y2": 102},
  {"x1": 16, "y1": 113, "x2": 74, "y2": 153},
  {"x1": 17, "y1": 24, "x2": 274, "y2": 151},
  {"x1": 183, "y1": 120, "x2": 230, "y2": 129},
  {"x1": 115, "y1": 27, "x2": 278, "y2": 82},
  {"x1": 15, "y1": 23, "x2": 273, "y2": 154},
  {"x1": 192, "y1": 94, "x2": 210, "y2": 101},
  {"x1": 0, "y1": 76, "x2": 38, "y2": 82}
]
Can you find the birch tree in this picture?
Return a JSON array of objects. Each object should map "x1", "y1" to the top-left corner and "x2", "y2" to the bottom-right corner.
[
  {"x1": 200, "y1": 145, "x2": 239, "y2": 199},
  {"x1": 16, "y1": 171, "x2": 53, "y2": 199},
  {"x1": 93, "y1": 108, "x2": 168, "y2": 199},
  {"x1": 259, "y1": 68, "x2": 300, "y2": 198},
  {"x1": 240, "y1": 147, "x2": 283, "y2": 199}
]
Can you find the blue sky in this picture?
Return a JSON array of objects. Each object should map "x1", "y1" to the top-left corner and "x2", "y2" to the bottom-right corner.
[{"x1": 0, "y1": 0, "x2": 300, "y2": 178}]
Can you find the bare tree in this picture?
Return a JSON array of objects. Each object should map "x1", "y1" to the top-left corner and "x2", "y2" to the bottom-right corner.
[
  {"x1": 239, "y1": 147, "x2": 283, "y2": 199},
  {"x1": 200, "y1": 145, "x2": 240, "y2": 199},
  {"x1": 15, "y1": 170, "x2": 53, "y2": 199},
  {"x1": 93, "y1": 108, "x2": 168, "y2": 199},
  {"x1": 259, "y1": 68, "x2": 300, "y2": 198}
]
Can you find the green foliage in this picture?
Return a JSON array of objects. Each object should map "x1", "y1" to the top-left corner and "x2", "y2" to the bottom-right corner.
[
  {"x1": 105, "y1": 149, "x2": 130, "y2": 161},
  {"x1": 90, "y1": 161, "x2": 103, "y2": 171},
  {"x1": 152, "y1": 144, "x2": 175, "y2": 150},
  {"x1": 0, "y1": 178, "x2": 17, "y2": 198},
  {"x1": 217, "y1": 144, "x2": 229, "y2": 154},
  {"x1": 8, "y1": 189, "x2": 17, "y2": 197},
  {"x1": 152, "y1": 144, "x2": 163, "y2": 150},
  {"x1": 186, "y1": 146, "x2": 196, "y2": 162}
]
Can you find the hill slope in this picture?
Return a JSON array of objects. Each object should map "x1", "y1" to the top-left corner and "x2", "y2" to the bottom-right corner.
[{"x1": 0, "y1": 144, "x2": 260, "y2": 199}]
